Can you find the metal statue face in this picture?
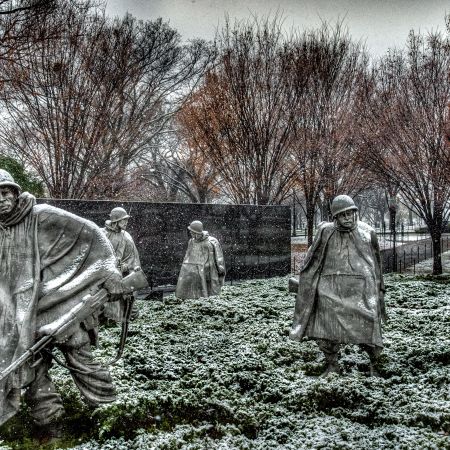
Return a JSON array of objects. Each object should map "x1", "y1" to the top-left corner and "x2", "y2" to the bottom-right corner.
[
  {"x1": 118, "y1": 218, "x2": 129, "y2": 230},
  {"x1": 0, "y1": 187, "x2": 18, "y2": 217},
  {"x1": 190, "y1": 230, "x2": 203, "y2": 241},
  {"x1": 336, "y1": 209, "x2": 356, "y2": 229}
]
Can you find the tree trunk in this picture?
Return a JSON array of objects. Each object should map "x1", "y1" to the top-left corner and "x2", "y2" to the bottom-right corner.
[
  {"x1": 388, "y1": 206, "x2": 396, "y2": 232},
  {"x1": 377, "y1": 207, "x2": 385, "y2": 230},
  {"x1": 323, "y1": 195, "x2": 333, "y2": 222},
  {"x1": 197, "y1": 187, "x2": 207, "y2": 203},
  {"x1": 292, "y1": 194, "x2": 297, "y2": 237},
  {"x1": 429, "y1": 224, "x2": 443, "y2": 275},
  {"x1": 306, "y1": 206, "x2": 315, "y2": 247},
  {"x1": 389, "y1": 205, "x2": 397, "y2": 272}
]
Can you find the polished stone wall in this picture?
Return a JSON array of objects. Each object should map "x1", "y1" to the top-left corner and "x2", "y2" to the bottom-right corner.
[{"x1": 37, "y1": 199, "x2": 291, "y2": 288}]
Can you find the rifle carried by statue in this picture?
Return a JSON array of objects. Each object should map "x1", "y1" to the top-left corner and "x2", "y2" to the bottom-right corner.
[{"x1": 0, "y1": 269, "x2": 149, "y2": 383}]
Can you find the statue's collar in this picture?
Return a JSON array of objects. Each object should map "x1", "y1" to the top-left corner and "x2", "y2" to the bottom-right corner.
[
  {"x1": 334, "y1": 220, "x2": 357, "y2": 233},
  {"x1": 193, "y1": 231, "x2": 209, "y2": 242},
  {"x1": 105, "y1": 220, "x2": 121, "y2": 232}
]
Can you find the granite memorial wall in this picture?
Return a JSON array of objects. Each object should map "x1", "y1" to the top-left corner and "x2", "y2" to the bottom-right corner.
[{"x1": 37, "y1": 199, "x2": 291, "y2": 289}]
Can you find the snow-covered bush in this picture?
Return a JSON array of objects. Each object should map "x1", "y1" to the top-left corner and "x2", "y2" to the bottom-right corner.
[{"x1": 1, "y1": 275, "x2": 449, "y2": 449}]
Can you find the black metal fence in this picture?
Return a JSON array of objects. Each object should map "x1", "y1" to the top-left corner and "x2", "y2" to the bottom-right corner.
[
  {"x1": 291, "y1": 235, "x2": 450, "y2": 276},
  {"x1": 381, "y1": 235, "x2": 450, "y2": 274}
]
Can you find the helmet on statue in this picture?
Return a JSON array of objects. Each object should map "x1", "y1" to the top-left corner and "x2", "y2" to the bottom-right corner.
[
  {"x1": 0, "y1": 169, "x2": 21, "y2": 193},
  {"x1": 331, "y1": 195, "x2": 358, "y2": 218},
  {"x1": 187, "y1": 220, "x2": 204, "y2": 234},
  {"x1": 110, "y1": 207, "x2": 130, "y2": 222}
]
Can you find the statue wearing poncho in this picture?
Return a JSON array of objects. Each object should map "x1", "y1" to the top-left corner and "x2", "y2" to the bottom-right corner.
[
  {"x1": 0, "y1": 170, "x2": 122, "y2": 428},
  {"x1": 290, "y1": 195, "x2": 386, "y2": 376},
  {"x1": 102, "y1": 207, "x2": 142, "y2": 321},
  {"x1": 176, "y1": 220, "x2": 225, "y2": 299}
]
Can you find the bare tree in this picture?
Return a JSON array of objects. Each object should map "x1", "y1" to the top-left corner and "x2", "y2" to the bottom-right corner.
[
  {"x1": 292, "y1": 22, "x2": 369, "y2": 245},
  {"x1": 356, "y1": 24, "x2": 450, "y2": 274},
  {"x1": 0, "y1": 2, "x2": 212, "y2": 198},
  {"x1": 177, "y1": 16, "x2": 308, "y2": 205},
  {"x1": 0, "y1": 0, "x2": 57, "y2": 67},
  {"x1": 137, "y1": 125, "x2": 221, "y2": 203},
  {"x1": 356, "y1": 187, "x2": 389, "y2": 229}
]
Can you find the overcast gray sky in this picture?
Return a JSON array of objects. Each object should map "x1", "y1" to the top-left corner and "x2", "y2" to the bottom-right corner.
[{"x1": 104, "y1": 0, "x2": 448, "y2": 58}]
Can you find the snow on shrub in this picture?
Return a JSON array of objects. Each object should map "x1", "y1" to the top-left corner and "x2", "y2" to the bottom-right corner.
[{"x1": 1, "y1": 275, "x2": 449, "y2": 449}]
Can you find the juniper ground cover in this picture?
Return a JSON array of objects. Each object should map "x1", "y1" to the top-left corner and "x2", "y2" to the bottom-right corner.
[{"x1": 1, "y1": 274, "x2": 449, "y2": 449}]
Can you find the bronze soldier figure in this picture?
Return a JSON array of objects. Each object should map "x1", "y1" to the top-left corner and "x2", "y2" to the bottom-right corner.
[
  {"x1": 290, "y1": 195, "x2": 386, "y2": 376},
  {"x1": 0, "y1": 169, "x2": 122, "y2": 437},
  {"x1": 102, "y1": 207, "x2": 142, "y2": 320},
  {"x1": 176, "y1": 220, "x2": 225, "y2": 299}
]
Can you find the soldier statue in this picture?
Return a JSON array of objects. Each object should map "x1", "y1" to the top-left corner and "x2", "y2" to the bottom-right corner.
[
  {"x1": 0, "y1": 169, "x2": 123, "y2": 439},
  {"x1": 176, "y1": 220, "x2": 225, "y2": 299},
  {"x1": 102, "y1": 207, "x2": 142, "y2": 320},
  {"x1": 290, "y1": 195, "x2": 386, "y2": 376}
]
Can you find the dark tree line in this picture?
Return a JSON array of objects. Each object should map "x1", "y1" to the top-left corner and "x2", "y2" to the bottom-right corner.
[
  {"x1": 177, "y1": 19, "x2": 374, "y2": 245},
  {"x1": 355, "y1": 26, "x2": 450, "y2": 274},
  {"x1": 178, "y1": 17, "x2": 305, "y2": 205},
  {"x1": 0, "y1": 0, "x2": 212, "y2": 199},
  {"x1": 0, "y1": 5, "x2": 448, "y2": 273}
]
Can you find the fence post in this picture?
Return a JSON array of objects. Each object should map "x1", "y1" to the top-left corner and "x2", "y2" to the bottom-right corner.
[{"x1": 413, "y1": 259, "x2": 415, "y2": 274}]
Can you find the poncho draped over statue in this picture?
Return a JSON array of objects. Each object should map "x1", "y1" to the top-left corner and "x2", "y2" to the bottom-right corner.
[
  {"x1": 102, "y1": 222, "x2": 141, "y2": 321},
  {"x1": 176, "y1": 232, "x2": 225, "y2": 299},
  {"x1": 102, "y1": 222, "x2": 141, "y2": 274},
  {"x1": 290, "y1": 221, "x2": 385, "y2": 347},
  {"x1": 0, "y1": 193, "x2": 119, "y2": 425}
]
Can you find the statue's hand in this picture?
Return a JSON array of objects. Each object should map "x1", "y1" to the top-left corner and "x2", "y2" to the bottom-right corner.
[
  {"x1": 38, "y1": 321, "x2": 60, "y2": 337},
  {"x1": 104, "y1": 273, "x2": 123, "y2": 301},
  {"x1": 37, "y1": 318, "x2": 78, "y2": 343},
  {"x1": 218, "y1": 265, "x2": 225, "y2": 276}
]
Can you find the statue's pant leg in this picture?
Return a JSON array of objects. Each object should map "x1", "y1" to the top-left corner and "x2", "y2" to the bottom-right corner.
[
  {"x1": 24, "y1": 351, "x2": 64, "y2": 426},
  {"x1": 360, "y1": 344, "x2": 382, "y2": 363},
  {"x1": 60, "y1": 327, "x2": 117, "y2": 406},
  {"x1": 360, "y1": 344, "x2": 383, "y2": 376},
  {"x1": 316, "y1": 339, "x2": 340, "y2": 363}
]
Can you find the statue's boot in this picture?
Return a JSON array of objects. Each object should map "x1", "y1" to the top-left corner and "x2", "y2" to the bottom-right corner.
[
  {"x1": 130, "y1": 300, "x2": 140, "y2": 320},
  {"x1": 37, "y1": 418, "x2": 65, "y2": 444},
  {"x1": 25, "y1": 351, "x2": 65, "y2": 436},
  {"x1": 320, "y1": 361, "x2": 341, "y2": 377},
  {"x1": 369, "y1": 364, "x2": 381, "y2": 378},
  {"x1": 317, "y1": 339, "x2": 341, "y2": 377},
  {"x1": 361, "y1": 344, "x2": 382, "y2": 377}
]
